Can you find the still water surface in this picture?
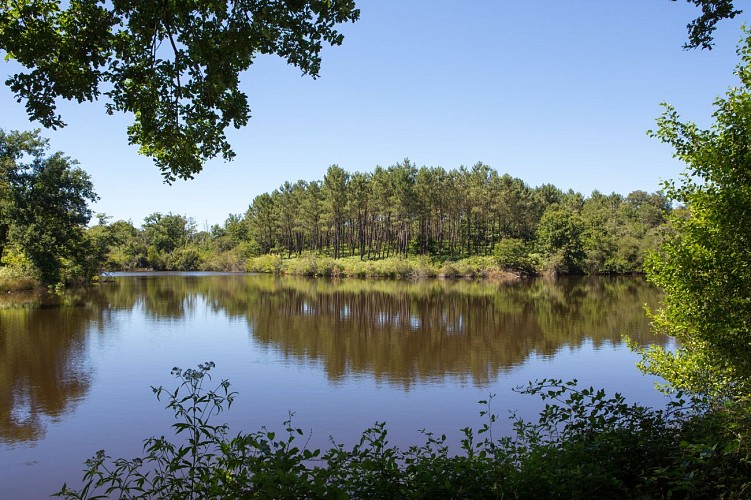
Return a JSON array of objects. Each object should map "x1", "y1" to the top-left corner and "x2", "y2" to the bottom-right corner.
[{"x1": 0, "y1": 273, "x2": 670, "y2": 498}]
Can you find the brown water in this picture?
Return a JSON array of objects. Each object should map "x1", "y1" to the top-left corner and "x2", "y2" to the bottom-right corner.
[{"x1": 0, "y1": 273, "x2": 670, "y2": 498}]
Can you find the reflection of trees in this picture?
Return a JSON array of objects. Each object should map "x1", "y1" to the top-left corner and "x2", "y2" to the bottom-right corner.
[
  {"x1": 239, "y1": 276, "x2": 665, "y2": 386},
  {"x1": 105, "y1": 273, "x2": 666, "y2": 385},
  {"x1": 0, "y1": 274, "x2": 664, "y2": 443},
  {"x1": 0, "y1": 292, "x2": 100, "y2": 444},
  {"x1": 102, "y1": 274, "x2": 215, "y2": 319},
  {"x1": 99, "y1": 274, "x2": 665, "y2": 386},
  {"x1": 247, "y1": 286, "x2": 543, "y2": 386}
]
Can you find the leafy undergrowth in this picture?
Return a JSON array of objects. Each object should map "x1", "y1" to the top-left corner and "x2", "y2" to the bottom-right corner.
[{"x1": 56, "y1": 363, "x2": 751, "y2": 499}]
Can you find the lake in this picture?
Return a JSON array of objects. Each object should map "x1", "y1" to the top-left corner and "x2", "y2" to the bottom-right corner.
[{"x1": 0, "y1": 273, "x2": 671, "y2": 498}]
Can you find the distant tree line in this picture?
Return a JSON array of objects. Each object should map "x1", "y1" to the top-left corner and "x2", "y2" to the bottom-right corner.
[{"x1": 94, "y1": 160, "x2": 671, "y2": 275}]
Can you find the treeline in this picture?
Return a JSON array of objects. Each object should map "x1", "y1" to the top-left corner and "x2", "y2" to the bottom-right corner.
[
  {"x1": 97, "y1": 160, "x2": 671, "y2": 276},
  {"x1": 0, "y1": 137, "x2": 669, "y2": 282}
]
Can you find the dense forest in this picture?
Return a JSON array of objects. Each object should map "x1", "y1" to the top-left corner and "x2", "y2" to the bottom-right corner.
[{"x1": 94, "y1": 161, "x2": 671, "y2": 276}]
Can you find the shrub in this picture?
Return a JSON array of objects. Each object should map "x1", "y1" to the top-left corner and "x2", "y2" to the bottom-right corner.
[
  {"x1": 493, "y1": 238, "x2": 537, "y2": 276},
  {"x1": 0, "y1": 265, "x2": 41, "y2": 292},
  {"x1": 246, "y1": 254, "x2": 283, "y2": 273},
  {"x1": 56, "y1": 365, "x2": 751, "y2": 499},
  {"x1": 439, "y1": 256, "x2": 500, "y2": 278},
  {"x1": 409, "y1": 256, "x2": 439, "y2": 279},
  {"x1": 200, "y1": 248, "x2": 246, "y2": 272},
  {"x1": 439, "y1": 260, "x2": 460, "y2": 277},
  {"x1": 283, "y1": 254, "x2": 319, "y2": 276},
  {"x1": 167, "y1": 247, "x2": 202, "y2": 271}
]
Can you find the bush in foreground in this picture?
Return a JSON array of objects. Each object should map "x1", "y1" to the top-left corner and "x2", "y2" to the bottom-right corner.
[{"x1": 56, "y1": 364, "x2": 751, "y2": 499}]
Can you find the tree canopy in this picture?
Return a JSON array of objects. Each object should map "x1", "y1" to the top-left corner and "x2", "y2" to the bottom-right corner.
[
  {"x1": 0, "y1": 2, "x2": 742, "y2": 180},
  {"x1": 677, "y1": 0, "x2": 742, "y2": 49},
  {"x1": 0, "y1": 0, "x2": 359, "y2": 181},
  {"x1": 0, "y1": 129, "x2": 98, "y2": 283}
]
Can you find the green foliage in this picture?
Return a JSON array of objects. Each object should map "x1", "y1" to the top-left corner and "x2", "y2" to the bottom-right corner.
[
  {"x1": 137, "y1": 213, "x2": 204, "y2": 270},
  {"x1": 503, "y1": 380, "x2": 751, "y2": 498},
  {"x1": 143, "y1": 213, "x2": 195, "y2": 255},
  {"x1": 493, "y1": 238, "x2": 535, "y2": 275},
  {"x1": 579, "y1": 190, "x2": 669, "y2": 275},
  {"x1": 167, "y1": 247, "x2": 202, "y2": 271},
  {"x1": 0, "y1": 1, "x2": 359, "y2": 181},
  {"x1": 438, "y1": 256, "x2": 499, "y2": 278},
  {"x1": 0, "y1": 263, "x2": 39, "y2": 291},
  {"x1": 322, "y1": 165, "x2": 350, "y2": 259},
  {"x1": 536, "y1": 204, "x2": 585, "y2": 274},
  {"x1": 87, "y1": 161, "x2": 669, "y2": 276},
  {"x1": 56, "y1": 366, "x2": 751, "y2": 499},
  {"x1": 102, "y1": 219, "x2": 147, "y2": 271},
  {"x1": 243, "y1": 254, "x2": 522, "y2": 279},
  {"x1": 61, "y1": 161, "x2": 668, "y2": 277},
  {"x1": 676, "y1": 0, "x2": 742, "y2": 50},
  {"x1": 0, "y1": 129, "x2": 98, "y2": 284},
  {"x1": 233, "y1": 163, "x2": 670, "y2": 276},
  {"x1": 642, "y1": 29, "x2": 751, "y2": 402},
  {"x1": 56, "y1": 362, "x2": 239, "y2": 499},
  {"x1": 199, "y1": 242, "x2": 255, "y2": 272},
  {"x1": 362, "y1": 256, "x2": 414, "y2": 278},
  {"x1": 282, "y1": 253, "x2": 343, "y2": 276},
  {"x1": 246, "y1": 253, "x2": 284, "y2": 274}
]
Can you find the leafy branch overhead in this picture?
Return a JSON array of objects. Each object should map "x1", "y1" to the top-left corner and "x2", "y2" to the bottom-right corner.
[
  {"x1": 0, "y1": 0, "x2": 359, "y2": 182},
  {"x1": 676, "y1": 0, "x2": 742, "y2": 49},
  {"x1": 0, "y1": 2, "x2": 737, "y2": 181}
]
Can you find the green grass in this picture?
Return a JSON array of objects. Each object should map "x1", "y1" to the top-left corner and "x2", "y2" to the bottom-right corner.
[{"x1": 246, "y1": 253, "x2": 521, "y2": 280}]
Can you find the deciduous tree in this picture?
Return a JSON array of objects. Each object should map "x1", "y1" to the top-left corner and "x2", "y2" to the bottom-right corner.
[
  {"x1": 641, "y1": 28, "x2": 751, "y2": 400},
  {"x1": 0, "y1": 129, "x2": 97, "y2": 283},
  {"x1": 0, "y1": 0, "x2": 359, "y2": 181}
]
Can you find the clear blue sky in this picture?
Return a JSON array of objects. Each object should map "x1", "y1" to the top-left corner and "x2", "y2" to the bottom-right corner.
[{"x1": 0, "y1": 1, "x2": 745, "y2": 228}]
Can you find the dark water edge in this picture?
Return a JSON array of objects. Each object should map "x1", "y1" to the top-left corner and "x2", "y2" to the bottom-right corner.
[{"x1": 0, "y1": 273, "x2": 670, "y2": 498}]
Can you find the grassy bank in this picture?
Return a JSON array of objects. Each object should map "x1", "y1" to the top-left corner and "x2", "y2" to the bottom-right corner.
[
  {"x1": 245, "y1": 254, "x2": 523, "y2": 279},
  {"x1": 0, "y1": 266, "x2": 41, "y2": 292}
]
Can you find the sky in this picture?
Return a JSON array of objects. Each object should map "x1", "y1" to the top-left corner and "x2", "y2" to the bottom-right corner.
[{"x1": 0, "y1": 1, "x2": 747, "y2": 228}]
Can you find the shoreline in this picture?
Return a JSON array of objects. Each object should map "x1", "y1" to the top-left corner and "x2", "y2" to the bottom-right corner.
[{"x1": 103, "y1": 254, "x2": 646, "y2": 280}]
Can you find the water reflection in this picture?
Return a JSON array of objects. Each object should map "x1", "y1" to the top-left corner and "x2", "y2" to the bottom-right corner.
[
  {"x1": 236, "y1": 276, "x2": 664, "y2": 386},
  {"x1": 0, "y1": 292, "x2": 94, "y2": 444},
  {"x1": 85, "y1": 276, "x2": 668, "y2": 379},
  {"x1": 0, "y1": 274, "x2": 665, "y2": 444}
]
